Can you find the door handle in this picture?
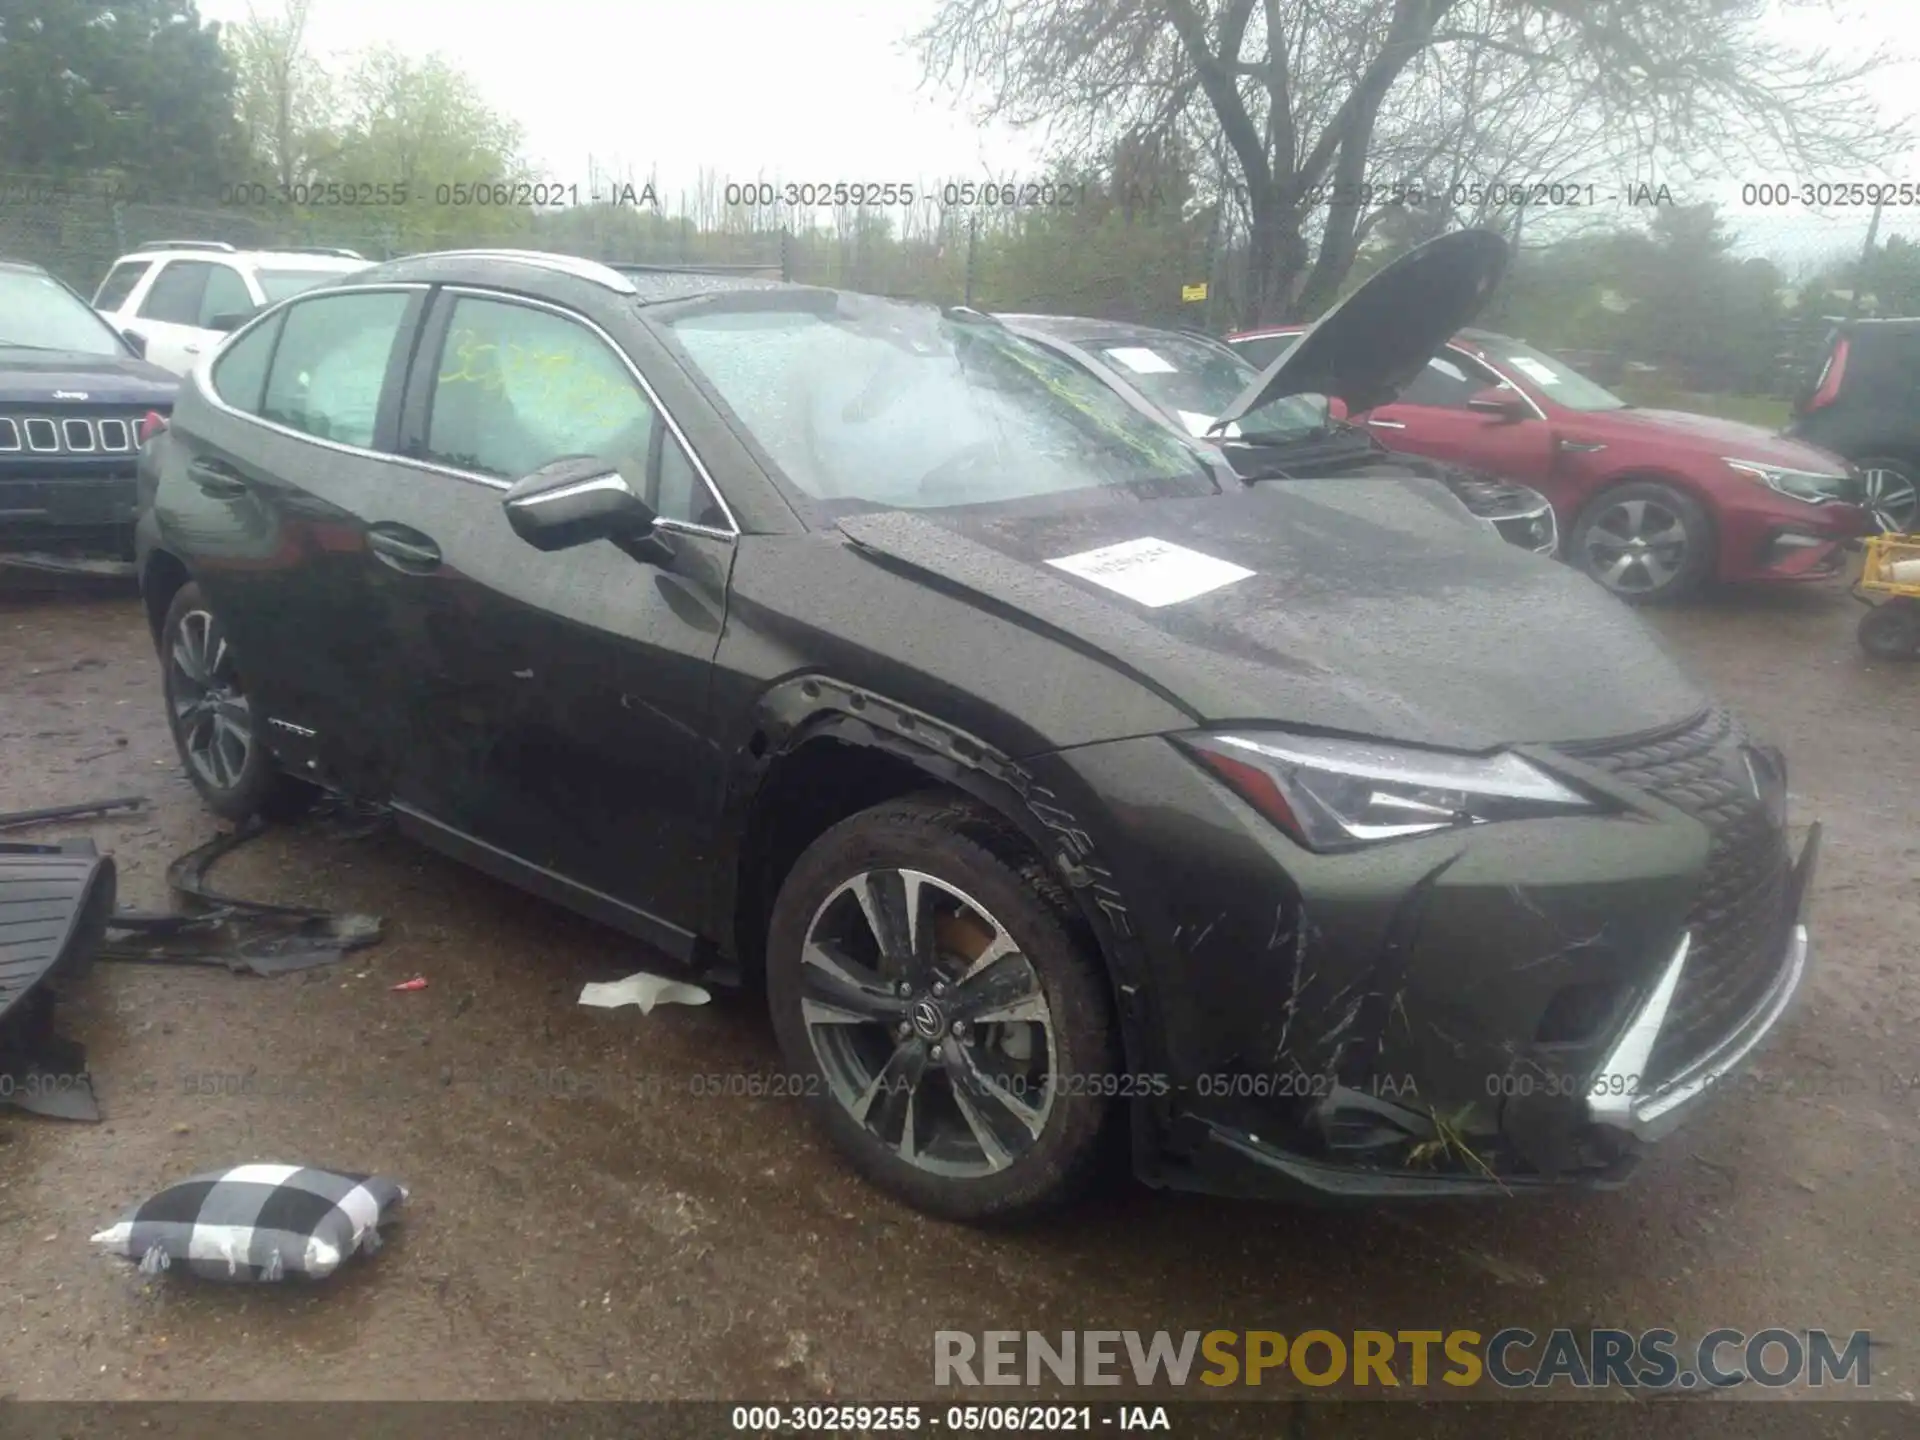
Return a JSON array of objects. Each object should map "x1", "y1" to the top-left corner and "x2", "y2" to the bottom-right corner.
[
  {"x1": 1367, "y1": 418, "x2": 1407, "y2": 430},
  {"x1": 367, "y1": 523, "x2": 442, "y2": 574},
  {"x1": 188, "y1": 457, "x2": 249, "y2": 498}
]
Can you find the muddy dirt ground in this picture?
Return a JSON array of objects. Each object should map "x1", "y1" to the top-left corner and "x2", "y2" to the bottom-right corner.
[{"x1": 1, "y1": 571, "x2": 1916, "y2": 1417}]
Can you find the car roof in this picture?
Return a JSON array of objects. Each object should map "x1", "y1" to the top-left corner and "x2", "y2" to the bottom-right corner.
[
  {"x1": 120, "y1": 244, "x2": 368, "y2": 267},
  {"x1": 343, "y1": 249, "x2": 806, "y2": 306}
]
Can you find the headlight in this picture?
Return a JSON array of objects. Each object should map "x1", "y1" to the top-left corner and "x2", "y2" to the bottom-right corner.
[
  {"x1": 1723, "y1": 458, "x2": 1849, "y2": 504},
  {"x1": 1183, "y1": 731, "x2": 1600, "y2": 851}
]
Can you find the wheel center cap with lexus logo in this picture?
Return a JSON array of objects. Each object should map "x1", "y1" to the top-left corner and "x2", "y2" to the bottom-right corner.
[{"x1": 911, "y1": 998, "x2": 946, "y2": 1039}]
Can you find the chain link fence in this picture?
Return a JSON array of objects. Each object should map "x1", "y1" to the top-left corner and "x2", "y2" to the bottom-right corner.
[{"x1": 5, "y1": 173, "x2": 1913, "y2": 419}]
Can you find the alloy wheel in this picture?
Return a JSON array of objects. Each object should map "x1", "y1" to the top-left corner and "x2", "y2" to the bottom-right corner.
[
  {"x1": 168, "y1": 609, "x2": 254, "y2": 792},
  {"x1": 799, "y1": 868, "x2": 1058, "y2": 1179},
  {"x1": 1581, "y1": 496, "x2": 1690, "y2": 595},
  {"x1": 1860, "y1": 465, "x2": 1919, "y2": 534}
]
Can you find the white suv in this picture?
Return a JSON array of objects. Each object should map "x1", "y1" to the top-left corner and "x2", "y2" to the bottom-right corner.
[{"x1": 91, "y1": 241, "x2": 370, "y2": 375}]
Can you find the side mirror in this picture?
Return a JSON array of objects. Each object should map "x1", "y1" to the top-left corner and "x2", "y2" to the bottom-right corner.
[
  {"x1": 1467, "y1": 385, "x2": 1528, "y2": 421},
  {"x1": 502, "y1": 455, "x2": 659, "y2": 554},
  {"x1": 120, "y1": 328, "x2": 148, "y2": 358},
  {"x1": 206, "y1": 310, "x2": 256, "y2": 333}
]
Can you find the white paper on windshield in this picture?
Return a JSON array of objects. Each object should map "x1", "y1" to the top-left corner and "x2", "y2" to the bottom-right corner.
[
  {"x1": 1106, "y1": 346, "x2": 1178, "y2": 374},
  {"x1": 1046, "y1": 537, "x2": 1254, "y2": 607},
  {"x1": 1176, "y1": 410, "x2": 1241, "y2": 438},
  {"x1": 1506, "y1": 355, "x2": 1561, "y2": 386}
]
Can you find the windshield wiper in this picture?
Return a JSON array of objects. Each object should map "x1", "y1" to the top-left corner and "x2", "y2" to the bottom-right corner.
[{"x1": 0, "y1": 339, "x2": 63, "y2": 352}]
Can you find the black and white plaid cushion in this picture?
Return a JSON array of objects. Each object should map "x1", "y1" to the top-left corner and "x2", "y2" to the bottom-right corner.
[{"x1": 91, "y1": 1164, "x2": 407, "y2": 1281}]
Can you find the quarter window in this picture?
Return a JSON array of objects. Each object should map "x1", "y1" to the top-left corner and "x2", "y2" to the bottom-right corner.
[
  {"x1": 93, "y1": 260, "x2": 151, "y2": 312},
  {"x1": 260, "y1": 291, "x2": 410, "y2": 447},
  {"x1": 424, "y1": 294, "x2": 724, "y2": 526},
  {"x1": 136, "y1": 261, "x2": 213, "y2": 325},
  {"x1": 209, "y1": 312, "x2": 284, "y2": 415}
]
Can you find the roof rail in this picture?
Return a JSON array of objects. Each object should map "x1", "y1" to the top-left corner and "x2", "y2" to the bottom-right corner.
[
  {"x1": 607, "y1": 261, "x2": 782, "y2": 277},
  {"x1": 133, "y1": 239, "x2": 237, "y2": 253},
  {"x1": 406, "y1": 248, "x2": 637, "y2": 294},
  {"x1": 270, "y1": 245, "x2": 366, "y2": 261}
]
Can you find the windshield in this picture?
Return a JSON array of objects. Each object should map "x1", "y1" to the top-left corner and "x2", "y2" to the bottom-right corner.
[
  {"x1": 665, "y1": 298, "x2": 1214, "y2": 513},
  {"x1": 1085, "y1": 332, "x2": 1326, "y2": 440},
  {"x1": 256, "y1": 268, "x2": 353, "y2": 303},
  {"x1": 0, "y1": 269, "x2": 129, "y2": 356},
  {"x1": 1491, "y1": 339, "x2": 1628, "y2": 412}
]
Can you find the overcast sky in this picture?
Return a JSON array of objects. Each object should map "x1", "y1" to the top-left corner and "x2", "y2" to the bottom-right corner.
[{"x1": 200, "y1": 0, "x2": 1920, "y2": 267}]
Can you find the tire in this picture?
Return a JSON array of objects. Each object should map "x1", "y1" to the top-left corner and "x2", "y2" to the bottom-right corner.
[
  {"x1": 159, "y1": 582, "x2": 311, "y2": 821},
  {"x1": 766, "y1": 793, "x2": 1119, "y2": 1223},
  {"x1": 1570, "y1": 480, "x2": 1716, "y2": 604},
  {"x1": 1854, "y1": 456, "x2": 1920, "y2": 534},
  {"x1": 1858, "y1": 600, "x2": 1920, "y2": 661}
]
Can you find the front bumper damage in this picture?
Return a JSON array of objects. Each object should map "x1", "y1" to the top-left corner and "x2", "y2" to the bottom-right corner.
[
  {"x1": 1029, "y1": 710, "x2": 1816, "y2": 1201},
  {"x1": 1588, "y1": 824, "x2": 1815, "y2": 1145}
]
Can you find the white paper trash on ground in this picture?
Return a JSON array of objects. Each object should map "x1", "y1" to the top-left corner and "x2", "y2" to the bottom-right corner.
[{"x1": 578, "y1": 971, "x2": 712, "y2": 1014}]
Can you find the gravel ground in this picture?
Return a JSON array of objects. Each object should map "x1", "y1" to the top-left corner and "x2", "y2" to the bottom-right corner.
[{"x1": 1, "y1": 571, "x2": 1916, "y2": 1418}]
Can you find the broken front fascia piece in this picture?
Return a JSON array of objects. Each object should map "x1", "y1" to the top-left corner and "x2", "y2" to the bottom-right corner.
[{"x1": 578, "y1": 971, "x2": 712, "y2": 1014}]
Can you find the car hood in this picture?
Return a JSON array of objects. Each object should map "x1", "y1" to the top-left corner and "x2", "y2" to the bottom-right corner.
[
  {"x1": 836, "y1": 483, "x2": 1706, "y2": 752},
  {"x1": 1218, "y1": 230, "x2": 1509, "y2": 424},
  {"x1": 1569, "y1": 406, "x2": 1849, "y2": 470},
  {"x1": 0, "y1": 349, "x2": 178, "y2": 406}
]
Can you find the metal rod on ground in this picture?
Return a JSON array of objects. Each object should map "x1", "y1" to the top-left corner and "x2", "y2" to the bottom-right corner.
[{"x1": 0, "y1": 796, "x2": 146, "y2": 832}]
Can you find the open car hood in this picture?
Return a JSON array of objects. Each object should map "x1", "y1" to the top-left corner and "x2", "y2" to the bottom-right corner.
[{"x1": 1217, "y1": 230, "x2": 1509, "y2": 424}]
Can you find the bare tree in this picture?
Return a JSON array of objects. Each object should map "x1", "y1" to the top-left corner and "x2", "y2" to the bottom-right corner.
[
  {"x1": 224, "y1": 0, "x2": 334, "y2": 190},
  {"x1": 916, "y1": 0, "x2": 1907, "y2": 324}
]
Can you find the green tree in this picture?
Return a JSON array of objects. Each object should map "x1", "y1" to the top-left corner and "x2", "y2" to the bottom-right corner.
[
  {"x1": 0, "y1": 0, "x2": 243, "y2": 190},
  {"x1": 222, "y1": 0, "x2": 337, "y2": 190},
  {"x1": 331, "y1": 45, "x2": 529, "y2": 246}
]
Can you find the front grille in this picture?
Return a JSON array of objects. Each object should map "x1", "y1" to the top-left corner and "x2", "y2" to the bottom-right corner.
[
  {"x1": 0, "y1": 411, "x2": 151, "y2": 457},
  {"x1": 1558, "y1": 708, "x2": 1793, "y2": 1085}
]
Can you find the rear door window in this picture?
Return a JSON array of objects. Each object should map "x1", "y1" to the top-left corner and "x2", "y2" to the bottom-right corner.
[
  {"x1": 136, "y1": 261, "x2": 213, "y2": 325},
  {"x1": 199, "y1": 266, "x2": 256, "y2": 327},
  {"x1": 93, "y1": 261, "x2": 151, "y2": 312}
]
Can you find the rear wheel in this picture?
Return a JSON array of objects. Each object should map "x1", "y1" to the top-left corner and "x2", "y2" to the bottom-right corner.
[
  {"x1": 160, "y1": 583, "x2": 311, "y2": 821},
  {"x1": 1858, "y1": 600, "x2": 1920, "y2": 661},
  {"x1": 766, "y1": 794, "x2": 1118, "y2": 1223},
  {"x1": 1855, "y1": 457, "x2": 1919, "y2": 534},
  {"x1": 1572, "y1": 481, "x2": 1715, "y2": 604}
]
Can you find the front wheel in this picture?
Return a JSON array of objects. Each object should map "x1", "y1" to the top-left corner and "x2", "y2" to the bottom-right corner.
[
  {"x1": 766, "y1": 794, "x2": 1119, "y2": 1223},
  {"x1": 1859, "y1": 599, "x2": 1920, "y2": 661},
  {"x1": 1571, "y1": 481, "x2": 1716, "y2": 604},
  {"x1": 1855, "y1": 457, "x2": 1920, "y2": 534}
]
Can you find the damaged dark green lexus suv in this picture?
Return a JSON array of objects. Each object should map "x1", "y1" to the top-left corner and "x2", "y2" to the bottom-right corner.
[{"x1": 132, "y1": 232, "x2": 1817, "y2": 1220}]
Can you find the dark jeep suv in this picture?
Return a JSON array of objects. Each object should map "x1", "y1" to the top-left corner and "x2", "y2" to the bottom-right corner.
[
  {"x1": 133, "y1": 237, "x2": 1817, "y2": 1221},
  {"x1": 1, "y1": 259, "x2": 176, "y2": 550}
]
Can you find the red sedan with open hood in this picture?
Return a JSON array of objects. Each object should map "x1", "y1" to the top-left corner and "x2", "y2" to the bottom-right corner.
[{"x1": 1226, "y1": 324, "x2": 1876, "y2": 603}]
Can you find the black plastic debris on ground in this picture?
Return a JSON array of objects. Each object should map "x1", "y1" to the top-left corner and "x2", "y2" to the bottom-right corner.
[
  {"x1": 100, "y1": 815, "x2": 385, "y2": 976},
  {"x1": 0, "y1": 836, "x2": 117, "y2": 1121}
]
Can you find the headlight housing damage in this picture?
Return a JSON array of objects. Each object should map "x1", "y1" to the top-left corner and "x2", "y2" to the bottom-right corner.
[
  {"x1": 1722, "y1": 458, "x2": 1849, "y2": 504},
  {"x1": 1184, "y1": 731, "x2": 1600, "y2": 851}
]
